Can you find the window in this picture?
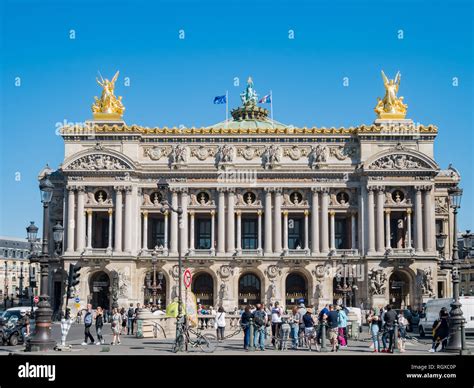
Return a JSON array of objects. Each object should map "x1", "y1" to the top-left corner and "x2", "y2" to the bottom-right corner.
[
  {"x1": 470, "y1": 273, "x2": 474, "y2": 282},
  {"x1": 288, "y1": 217, "x2": 303, "y2": 249},
  {"x1": 196, "y1": 218, "x2": 211, "y2": 249},
  {"x1": 149, "y1": 216, "x2": 165, "y2": 249},
  {"x1": 92, "y1": 212, "x2": 110, "y2": 248},
  {"x1": 335, "y1": 217, "x2": 349, "y2": 249},
  {"x1": 12, "y1": 250, "x2": 16, "y2": 258},
  {"x1": 242, "y1": 218, "x2": 257, "y2": 249}
]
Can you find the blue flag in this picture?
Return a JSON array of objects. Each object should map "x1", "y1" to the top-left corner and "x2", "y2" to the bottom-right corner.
[{"x1": 213, "y1": 95, "x2": 226, "y2": 104}]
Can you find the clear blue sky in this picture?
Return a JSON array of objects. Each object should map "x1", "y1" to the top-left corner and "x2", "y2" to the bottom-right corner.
[{"x1": 0, "y1": 0, "x2": 472, "y2": 238}]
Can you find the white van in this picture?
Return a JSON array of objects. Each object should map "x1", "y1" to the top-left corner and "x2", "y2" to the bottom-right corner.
[{"x1": 418, "y1": 297, "x2": 474, "y2": 337}]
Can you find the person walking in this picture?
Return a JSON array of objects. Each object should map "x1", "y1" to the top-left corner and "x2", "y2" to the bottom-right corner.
[
  {"x1": 367, "y1": 309, "x2": 380, "y2": 352},
  {"x1": 111, "y1": 307, "x2": 122, "y2": 345},
  {"x1": 429, "y1": 307, "x2": 449, "y2": 352},
  {"x1": 381, "y1": 305, "x2": 397, "y2": 353},
  {"x1": 239, "y1": 305, "x2": 253, "y2": 351},
  {"x1": 120, "y1": 307, "x2": 127, "y2": 335},
  {"x1": 337, "y1": 305, "x2": 348, "y2": 348},
  {"x1": 317, "y1": 304, "x2": 329, "y2": 345},
  {"x1": 95, "y1": 306, "x2": 105, "y2": 345},
  {"x1": 82, "y1": 304, "x2": 95, "y2": 345},
  {"x1": 324, "y1": 304, "x2": 339, "y2": 352},
  {"x1": 253, "y1": 304, "x2": 267, "y2": 351},
  {"x1": 270, "y1": 301, "x2": 283, "y2": 348},
  {"x1": 215, "y1": 306, "x2": 226, "y2": 341}
]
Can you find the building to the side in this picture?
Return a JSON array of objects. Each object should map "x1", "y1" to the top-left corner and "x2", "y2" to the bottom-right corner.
[
  {"x1": 50, "y1": 73, "x2": 462, "y2": 313},
  {"x1": 0, "y1": 237, "x2": 39, "y2": 305}
]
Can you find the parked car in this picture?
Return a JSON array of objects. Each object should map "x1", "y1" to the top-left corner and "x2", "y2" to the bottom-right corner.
[{"x1": 0, "y1": 307, "x2": 37, "y2": 333}]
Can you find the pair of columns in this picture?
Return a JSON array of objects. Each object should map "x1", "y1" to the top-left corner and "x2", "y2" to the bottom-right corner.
[
  {"x1": 141, "y1": 211, "x2": 169, "y2": 252},
  {"x1": 367, "y1": 185, "x2": 433, "y2": 254}
]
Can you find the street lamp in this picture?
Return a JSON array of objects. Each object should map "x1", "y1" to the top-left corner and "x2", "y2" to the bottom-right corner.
[
  {"x1": 438, "y1": 186, "x2": 472, "y2": 354},
  {"x1": 26, "y1": 221, "x2": 39, "y2": 315},
  {"x1": 157, "y1": 179, "x2": 184, "y2": 351},
  {"x1": 335, "y1": 254, "x2": 356, "y2": 307},
  {"x1": 52, "y1": 222, "x2": 64, "y2": 259},
  {"x1": 436, "y1": 233, "x2": 447, "y2": 260},
  {"x1": 26, "y1": 174, "x2": 57, "y2": 352}
]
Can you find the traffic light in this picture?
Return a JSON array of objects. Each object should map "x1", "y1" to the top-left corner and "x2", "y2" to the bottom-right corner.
[{"x1": 67, "y1": 263, "x2": 81, "y2": 299}]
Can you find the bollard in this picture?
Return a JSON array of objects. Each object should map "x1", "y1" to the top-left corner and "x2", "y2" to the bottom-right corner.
[
  {"x1": 320, "y1": 321, "x2": 328, "y2": 352},
  {"x1": 249, "y1": 318, "x2": 255, "y2": 351},
  {"x1": 393, "y1": 322, "x2": 399, "y2": 353}
]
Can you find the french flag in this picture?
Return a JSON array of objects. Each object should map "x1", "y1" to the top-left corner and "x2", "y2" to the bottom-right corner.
[{"x1": 259, "y1": 93, "x2": 271, "y2": 104}]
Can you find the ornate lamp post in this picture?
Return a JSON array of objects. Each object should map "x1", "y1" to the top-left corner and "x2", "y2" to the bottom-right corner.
[
  {"x1": 26, "y1": 221, "x2": 39, "y2": 315},
  {"x1": 52, "y1": 222, "x2": 64, "y2": 259},
  {"x1": 18, "y1": 262, "x2": 24, "y2": 306},
  {"x1": 438, "y1": 186, "x2": 471, "y2": 354},
  {"x1": 26, "y1": 175, "x2": 56, "y2": 352},
  {"x1": 157, "y1": 179, "x2": 184, "y2": 351}
]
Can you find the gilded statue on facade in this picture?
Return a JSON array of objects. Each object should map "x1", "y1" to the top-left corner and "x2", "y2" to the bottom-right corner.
[
  {"x1": 374, "y1": 70, "x2": 408, "y2": 119},
  {"x1": 92, "y1": 71, "x2": 125, "y2": 119}
]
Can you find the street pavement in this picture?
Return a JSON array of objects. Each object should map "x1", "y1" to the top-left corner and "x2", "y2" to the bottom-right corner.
[{"x1": 1, "y1": 322, "x2": 473, "y2": 355}]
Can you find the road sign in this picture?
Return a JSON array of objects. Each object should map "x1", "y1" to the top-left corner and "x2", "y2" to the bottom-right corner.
[
  {"x1": 183, "y1": 268, "x2": 192, "y2": 289},
  {"x1": 74, "y1": 297, "x2": 80, "y2": 303},
  {"x1": 75, "y1": 303, "x2": 81, "y2": 309},
  {"x1": 33, "y1": 296, "x2": 39, "y2": 303}
]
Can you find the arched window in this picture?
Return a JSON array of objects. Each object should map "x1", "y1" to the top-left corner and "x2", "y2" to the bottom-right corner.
[
  {"x1": 238, "y1": 273, "x2": 261, "y2": 307},
  {"x1": 192, "y1": 273, "x2": 214, "y2": 307},
  {"x1": 285, "y1": 273, "x2": 307, "y2": 307}
]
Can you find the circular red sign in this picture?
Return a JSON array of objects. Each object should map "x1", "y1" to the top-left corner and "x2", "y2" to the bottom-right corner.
[
  {"x1": 183, "y1": 269, "x2": 192, "y2": 289},
  {"x1": 33, "y1": 296, "x2": 39, "y2": 303}
]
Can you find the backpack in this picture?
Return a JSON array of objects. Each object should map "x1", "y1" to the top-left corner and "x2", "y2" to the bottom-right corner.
[
  {"x1": 254, "y1": 312, "x2": 265, "y2": 327},
  {"x1": 128, "y1": 308, "x2": 134, "y2": 318},
  {"x1": 84, "y1": 311, "x2": 92, "y2": 326}
]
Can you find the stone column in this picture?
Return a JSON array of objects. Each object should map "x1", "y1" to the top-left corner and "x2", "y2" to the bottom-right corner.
[
  {"x1": 311, "y1": 188, "x2": 320, "y2": 254},
  {"x1": 170, "y1": 190, "x2": 179, "y2": 254},
  {"x1": 385, "y1": 209, "x2": 391, "y2": 250},
  {"x1": 124, "y1": 187, "x2": 133, "y2": 253},
  {"x1": 257, "y1": 210, "x2": 263, "y2": 253},
  {"x1": 320, "y1": 188, "x2": 330, "y2": 254},
  {"x1": 107, "y1": 209, "x2": 113, "y2": 254},
  {"x1": 164, "y1": 211, "x2": 169, "y2": 252},
  {"x1": 376, "y1": 187, "x2": 385, "y2": 254},
  {"x1": 226, "y1": 190, "x2": 235, "y2": 254},
  {"x1": 66, "y1": 187, "x2": 75, "y2": 252},
  {"x1": 189, "y1": 211, "x2": 195, "y2": 254},
  {"x1": 273, "y1": 189, "x2": 282, "y2": 254},
  {"x1": 180, "y1": 189, "x2": 189, "y2": 254},
  {"x1": 86, "y1": 209, "x2": 93, "y2": 250},
  {"x1": 142, "y1": 211, "x2": 148, "y2": 250},
  {"x1": 283, "y1": 210, "x2": 289, "y2": 254},
  {"x1": 406, "y1": 208, "x2": 412, "y2": 249},
  {"x1": 304, "y1": 210, "x2": 309, "y2": 252},
  {"x1": 351, "y1": 211, "x2": 357, "y2": 250},
  {"x1": 329, "y1": 210, "x2": 336, "y2": 252},
  {"x1": 210, "y1": 210, "x2": 215, "y2": 255},
  {"x1": 76, "y1": 187, "x2": 86, "y2": 253},
  {"x1": 414, "y1": 187, "x2": 423, "y2": 252},
  {"x1": 236, "y1": 210, "x2": 242, "y2": 254},
  {"x1": 264, "y1": 188, "x2": 273, "y2": 254},
  {"x1": 217, "y1": 189, "x2": 226, "y2": 254},
  {"x1": 423, "y1": 187, "x2": 433, "y2": 252},
  {"x1": 367, "y1": 187, "x2": 375, "y2": 254},
  {"x1": 114, "y1": 187, "x2": 123, "y2": 253}
]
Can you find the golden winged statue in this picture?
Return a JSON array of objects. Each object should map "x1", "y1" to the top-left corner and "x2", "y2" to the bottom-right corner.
[
  {"x1": 92, "y1": 71, "x2": 125, "y2": 119},
  {"x1": 374, "y1": 70, "x2": 408, "y2": 119}
]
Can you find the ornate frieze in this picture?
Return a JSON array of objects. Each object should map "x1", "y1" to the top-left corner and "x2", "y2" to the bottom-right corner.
[
  {"x1": 169, "y1": 144, "x2": 189, "y2": 168},
  {"x1": 369, "y1": 154, "x2": 431, "y2": 170},
  {"x1": 309, "y1": 145, "x2": 329, "y2": 169},
  {"x1": 190, "y1": 145, "x2": 217, "y2": 161},
  {"x1": 66, "y1": 154, "x2": 130, "y2": 171},
  {"x1": 144, "y1": 146, "x2": 172, "y2": 160},
  {"x1": 262, "y1": 144, "x2": 282, "y2": 169}
]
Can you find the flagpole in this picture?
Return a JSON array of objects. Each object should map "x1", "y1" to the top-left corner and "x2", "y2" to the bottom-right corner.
[
  {"x1": 225, "y1": 90, "x2": 228, "y2": 129},
  {"x1": 270, "y1": 90, "x2": 273, "y2": 129}
]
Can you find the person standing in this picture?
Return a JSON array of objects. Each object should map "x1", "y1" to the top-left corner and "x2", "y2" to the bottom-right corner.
[
  {"x1": 133, "y1": 303, "x2": 141, "y2": 334},
  {"x1": 253, "y1": 304, "x2": 267, "y2": 351},
  {"x1": 215, "y1": 306, "x2": 226, "y2": 341},
  {"x1": 82, "y1": 304, "x2": 95, "y2": 345},
  {"x1": 429, "y1": 307, "x2": 449, "y2": 352},
  {"x1": 120, "y1": 307, "x2": 128, "y2": 335},
  {"x1": 239, "y1": 305, "x2": 253, "y2": 351},
  {"x1": 397, "y1": 310, "x2": 408, "y2": 353},
  {"x1": 111, "y1": 307, "x2": 122, "y2": 345},
  {"x1": 289, "y1": 306, "x2": 300, "y2": 350},
  {"x1": 367, "y1": 309, "x2": 380, "y2": 352},
  {"x1": 324, "y1": 304, "x2": 339, "y2": 352},
  {"x1": 95, "y1": 306, "x2": 105, "y2": 345},
  {"x1": 127, "y1": 303, "x2": 135, "y2": 335},
  {"x1": 270, "y1": 301, "x2": 283, "y2": 348},
  {"x1": 381, "y1": 305, "x2": 397, "y2": 353},
  {"x1": 337, "y1": 305, "x2": 348, "y2": 348},
  {"x1": 317, "y1": 304, "x2": 329, "y2": 345}
]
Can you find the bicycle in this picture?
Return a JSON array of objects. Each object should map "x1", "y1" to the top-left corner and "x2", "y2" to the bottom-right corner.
[{"x1": 172, "y1": 316, "x2": 218, "y2": 353}]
